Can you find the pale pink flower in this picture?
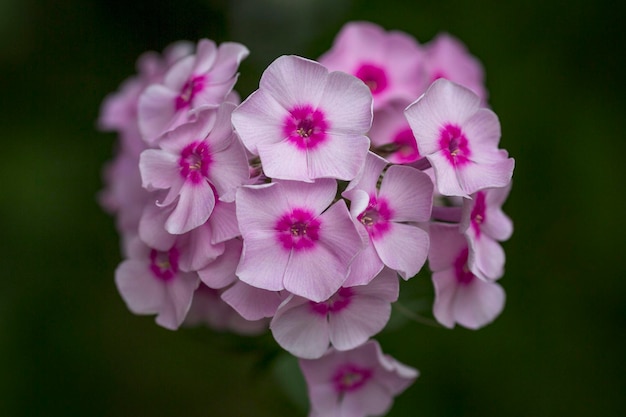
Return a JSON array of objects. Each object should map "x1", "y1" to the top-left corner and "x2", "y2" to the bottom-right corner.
[
  {"x1": 299, "y1": 340, "x2": 418, "y2": 417},
  {"x1": 139, "y1": 103, "x2": 249, "y2": 234},
  {"x1": 231, "y1": 55, "x2": 373, "y2": 182},
  {"x1": 138, "y1": 39, "x2": 249, "y2": 143},
  {"x1": 460, "y1": 184, "x2": 513, "y2": 280},
  {"x1": 235, "y1": 179, "x2": 362, "y2": 302},
  {"x1": 319, "y1": 21, "x2": 426, "y2": 109},
  {"x1": 404, "y1": 78, "x2": 514, "y2": 197},
  {"x1": 424, "y1": 33, "x2": 488, "y2": 103},
  {"x1": 115, "y1": 237, "x2": 200, "y2": 330},
  {"x1": 344, "y1": 153, "x2": 433, "y2": 282},
  {"x1": 428, "y1": 223, "x2": 506, "y2": 329},
  {"x1": 271, "y1": 268, "x2": 399, "y2": 359}
]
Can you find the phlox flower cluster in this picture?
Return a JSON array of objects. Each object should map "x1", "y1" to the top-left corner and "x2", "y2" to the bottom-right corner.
[{"x1": 98, "y1": 21, "x2": 514, "y2": 417}]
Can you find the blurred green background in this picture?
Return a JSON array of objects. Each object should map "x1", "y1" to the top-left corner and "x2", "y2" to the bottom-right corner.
[{"x1": 1, "y1": 0, "x2": 624, "y2": 416}]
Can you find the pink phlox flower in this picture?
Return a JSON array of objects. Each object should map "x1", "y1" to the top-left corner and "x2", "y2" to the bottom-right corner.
[
  {"x1": 404, "y1": 78, "x2": 515, "y2": 197},
  {"x1": 428, "y1": 223, "x2": 506, "y2": 329},
  {"x1": 221, "y1": 280, "x2": 287, "y2": 321},
  {"x1": 368, "y1": 102, "x2": 422, "y2": 164},
  {"x1": 231, "y1": 55, "x2": 373, "y2": 182},
  {"x1": 184, "y1": 283, "x2": 269, "y2": 335},
  {"x1": 235, "y1": 179, "x2": 363, "y2": 302},
  {"x1": 138, "y1": 39, "x2": 249, "y2": 143},
  {"x1": 423, "y1": 33, "x2": 488, "y2": 103},
  {"x1": 271, "y1": 267, "x2": 399, "y2": 359},
  {"x1": 460, "y1": 184, "x2": 513, "y2": 280},
  {"x1": 99, "y1": 41, "x2": 194, "y2": 135},
  {"x1": 138, "y1": 198, "x2": 240, "y2": 272},
  {"x1": 114, "y1": 237, "x2": 200, "y2": 330},
  {"x1": 139, "y1": 103, "x2": 250, "y2": 234},
  {"x1": 318, "y1": 21, "x2": 426, "y2": 109},
  {"x1": 299, "y1": 340, "x2": 418, "y2": 417},
  {"x1": 344, "y1": 153, "x2": 433, "y2": 281}
]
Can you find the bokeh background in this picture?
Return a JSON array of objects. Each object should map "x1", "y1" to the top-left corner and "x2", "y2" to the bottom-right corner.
[{"x1": 1, "y1": 0, "x2": 624, "y2": 416}]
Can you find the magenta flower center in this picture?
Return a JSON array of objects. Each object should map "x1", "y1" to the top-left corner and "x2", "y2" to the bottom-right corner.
[
  {"x1": 438, "y1": 123, "x2": 471, "y2": 167},
  {"x1": 392, "y1": 127, "x2": 420, "y2": 163},
  {"x1": 355, "y1": 63, "x2": 388, "y2": 95},
  {"x1": 358, "y1": 196, "x2": 393, "y2": 240},
  {"x1": 283, "y1": 105, "x2": 328, "y2": 150},
  {"x1": 175, "y1": 75, "x2": 206, "y2": 110},
  {"x1": 453, "y1": 247, "x2": 474, "y2": 285},
  {"x1": 179, "y1": 141, "x2": 213, "y2": 184},
  {"x1": 275, "y1": 208, "x2": 321, "y2": 251},
  {"x1": 470, "y1": 191, "x2": 486, "y2": 238},
  {"x1": 309, "y1": 287, "x2": 354, "y2": 316},
  {"x1": 332, "y1": 363, "x2": 373, "y2": 393},
  {"x1": 149, "y1": 247, "x2": 179, "y2": 282}
]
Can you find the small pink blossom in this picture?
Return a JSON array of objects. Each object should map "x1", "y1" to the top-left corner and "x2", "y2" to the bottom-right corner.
[
  {"x1": 299, "y1": 340, "x2": 418, "y2": 417},
  {"x1": 271, "y1": 268, "x2": 399, "y2": 359},
  {"x1": 231, "y1": 55, "x2": 373, "y2": 182},
  {"x1": 404, "y1": 78, "x2": 514, "y2": 197},
  {"x1": 318, "y1": 21, "x2": 426, "y2": 109},
  {"x1": 368, "y1": 103, "x2": 421, "y2": 164},
  {"x1": 235, "y1": 179, "x2": 362, "y2": 302},
  {"x1": 460, "y1": 184, "x2": 513, "y2": 280},
  {"x1": 345, "y1": 153, "x2": 433, "y2": 282},
  {"x1": 138, "y1": 39, "x2": 249, "y2": 143},
  {"x1": 115, "y1": 237, "x2": 200, "y2": 330},
  {"x1": 139, "y1": 103, "x2": 249, "y2": 234},
  {"x1": 428, "y1": 223, "x2": 506, "y2": 329}
]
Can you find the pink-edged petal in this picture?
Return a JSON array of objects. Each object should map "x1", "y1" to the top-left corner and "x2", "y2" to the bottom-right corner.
[
  {"x1": 236, "y1": 182, "x2": 290, "y2": 233},
  {"x1": 221, "y1": 280, "x2": 284, "y2": 320},
  {"x1": 257, "y1": 139, "x2": 311, "y2": 182},
  {"x1": 138, "y1": 203, "x2": 177, "y2": 251},
  {"x1": 203, "y1": 103, "x2": 237, "y2": 152},
  {"x1": 165, "y1": 181, "x2": 215, "y2": 234},
  {"x1": 469, "y1": 235, "x2": 505, "y2": 281},
  {"x1": 343, "y1": 152, "x2": 387, "y2": 199},
  {"x1": 271, "y1": 296, "x2": 331, "y2": 359},
  {"x1": 176, "y1": 226, "x2": 225, "y2": 272},
  {"x1": 431, "y1": 269, "x2": 459, "y2": 328},
  {"x1": 207, "y1": 201, "x2": 240, "y2": 244},
  {"x1": 115, "y1": 259, "x2": 165, "y2": 314},
  {"x1": 197, "y1": 238, "x2": 242, "y2": 289},
  {"x1": 319, "y1": 70, "x2": 373, "y2": 135},
  {"x1": 278, "y1": 178, "x2": 337, "y2": 215},
  {"x1": 378, "y1": 165, "x2": 433, "y2": 222},
  {"x1": 236, "y1": 235, "x2": 290, "y2": 291},
  {"x1": 156, "y1": 271, "x2": 200, "y2": 330},
  {"x1": 208, "y1": 42, "x2": 249, "y2": 82},
  {"x1": 231, "y1": 89, "x2": 289, "y2": 155},
  {"x1": 139, "y1": 149, "x2": 180, "y2": 190},
  {"x1": 456, "y1": 157, "x2": 514, "y2": 196},
  {"x1": 283, "y1": 246, "x2": 348, "y2": 302},
  {"x1": 340, "y1": 381, "x2": 393, "y2": 417},
  {"x1": 209, "y1": 138, "x2": 249, "y2": 202},
  {"x1": 343, "y1": 239, "x2": 384, "y2": 287},
  {"x1": 428, "y1": 223, "x2": 468, "y2": 272},
  {"x1": 259, "y1": 55, "x2": 328, "y2": 110},
  {"x1": 157, "y1": 109, "x2": 216, "y2": 154},
  {"x1": 137, "y1": 84, "x2": 179, "y2": 142},
  {"x1": 373, "y1": 222, "x2": 429, "y2": 279},
  {"x1": 328, "y1": 296, "x2": 391, "y2": 351},
  {"x1": 318, "y1": 200, "x2": 364, "y2": 266},
  {"x1": 350, "y1": 267, "x2": 399, "y2": 302},
  {"x1": 426, "y1": 151, "x2": 468, "y2": 197},
  {"x1": 307, "y1": 133, "x2": 370, "y2": 181},
  {"x1": 163, "y1": 54, "x2": 195, "y2": 90},
  {"x1": 462, "y1": 107, "x2": 501, "y2": 149},
  {"x1": 453, "y1": 278, "x2": 506, "y2": 329}
]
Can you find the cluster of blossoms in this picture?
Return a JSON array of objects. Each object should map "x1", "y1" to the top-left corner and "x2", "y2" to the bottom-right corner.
[{"x1": 98, "y1": 21, "x2": 514, "y2": 417}]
